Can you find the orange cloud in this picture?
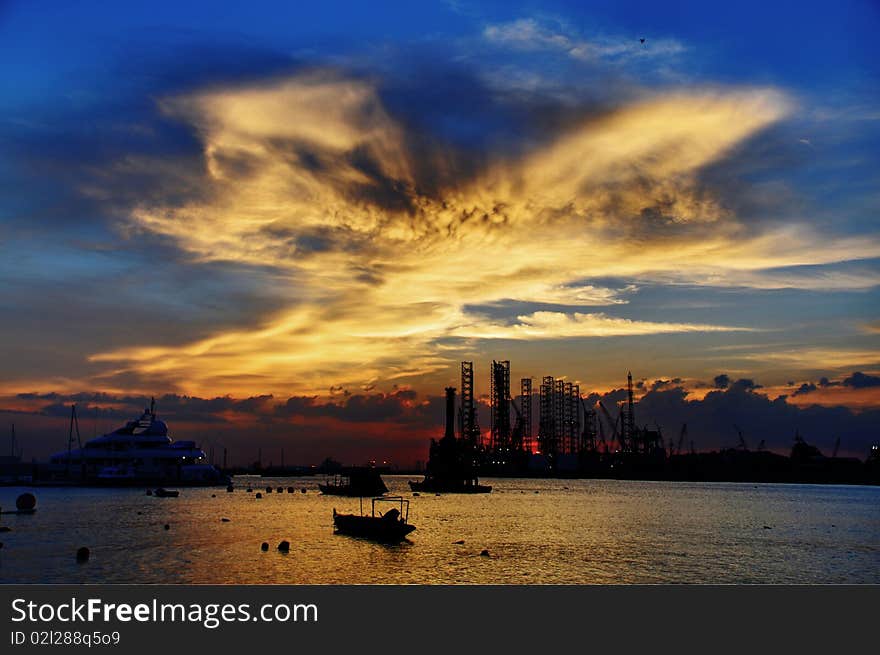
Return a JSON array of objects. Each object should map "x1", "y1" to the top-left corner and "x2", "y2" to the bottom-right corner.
[{"x1": 81, "y1": 72, "x2": 880, "y2": 396}]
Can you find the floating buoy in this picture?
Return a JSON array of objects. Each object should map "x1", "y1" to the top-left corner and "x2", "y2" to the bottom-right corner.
[
  {"x1": 146, "y1": 489, "x2": 153, "y2": 496},
  {"x1": 226, "y1": 485, "x2": 234, "y2": 493},
  {"x1": 255, "y1": 492, "x2": 263, "y2": 499},
  {"x1": 412, "y1": 492, "x2": 420, "y2": 497},
  {"x1": 261, "y1": 542, "x2": 269, "y2": 551},
  {"x1": 277, "y1": 540, "x2": 290, "y2": 552},
  {"x1": 16, "y1": 493, "x2": 36, "y2": 512},
  {"x1": 137, "y1": 511, "x2": 142, "y2": 515},
  {"x1": 221, "y1": 518, "x2": 231, "y2": 522},
  {"x1": 287, "y1": 486, "x2": 294, "y2": 493},
  {"x1": 435, "y1": 493, "x2": 441, "y2": 497},
  {"x1": 246, "y1": 488, "x2": 253, "y2": 493},
  {"x1": 76, "y1": 547, "x2": 90, "y2": 562},
  {"x1": 480, "y1": 549, "x2": 490, "y2": 557},
  {"x1": 164, "y1": 524, "x2": 170, "y2": 531},
  {"x1": 277, "y1": 487, "x2": 283, "y2": 493},
  {"x1": 211, "y1": 494, "x2": 216, "y2": 498},
  {"x1": 266, "y1": 487, "x2": 272, "y2": 493},
  {"x1": 301, "y1": 488, "x2": 307, "y2": 494}
]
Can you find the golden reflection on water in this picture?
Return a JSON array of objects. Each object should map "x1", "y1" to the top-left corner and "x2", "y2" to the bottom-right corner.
[{"x1": 1, "y1": 476, "x2": 878, "y2": 583}]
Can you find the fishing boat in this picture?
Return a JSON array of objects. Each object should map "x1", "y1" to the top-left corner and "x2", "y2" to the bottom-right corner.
[
  {"x1": 332, "y1": 496, "x2": 415, "y2": 542},
  {"x1": 319, "y1": 466, "x2": 388, "y2": 497}
]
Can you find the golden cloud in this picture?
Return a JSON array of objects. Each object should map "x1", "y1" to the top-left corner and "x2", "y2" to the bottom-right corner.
[{"x1": 87, "y1": 72, "x2": 880, "y2": 396}]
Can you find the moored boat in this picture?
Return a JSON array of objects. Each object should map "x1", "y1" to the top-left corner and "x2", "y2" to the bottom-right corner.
[
  {"x1": 319, "y1": 466, "x2": 388, "y2": 497},
  {"x1": 37, "y1": 400, "x2": 229, "y2": 487},
  {"x1": 332, "y1": 496, "x2": 415, "y2": 542}
]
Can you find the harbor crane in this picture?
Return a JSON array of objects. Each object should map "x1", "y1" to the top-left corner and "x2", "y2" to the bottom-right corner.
[
  {"x1": 598, "y1": 401, "x2": 623, "y2": 451},
  {"x1": 676, "y1": 423, "x2": 688, "y2": 456},
  {"x1": 733, "y1": 424, "x2": 748, "y2": 451}
]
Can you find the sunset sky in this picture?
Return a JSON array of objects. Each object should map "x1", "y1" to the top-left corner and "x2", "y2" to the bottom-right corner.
[{"x1": 1, "y1": 1, "x2": 879, "y2": 465}]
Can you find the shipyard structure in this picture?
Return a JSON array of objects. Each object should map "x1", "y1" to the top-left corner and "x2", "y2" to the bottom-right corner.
[{"x1": 417, "y1": 360, "x2": 880, "y2": 485}]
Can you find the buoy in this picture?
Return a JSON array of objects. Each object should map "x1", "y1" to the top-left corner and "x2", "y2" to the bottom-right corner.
[
  {"x1": 16, "y1": 493, "x2": 36, "y2": 512},
  {"x1": 211, "y1": 494, "x2": 216, "y2": 498},
  {"x1": 277, "y1": 487, "x2": 283, "y2": 493},
  {"x1": 146, "y1": 489, "x2": 153, "y2": 496},
  {"x1": 301, "y1": 488, "x2": 307, "y2": 494},
  {"x1": 261, "y1": 542, "x2": 269, "y2": 551},
  {"x1": 246, "y1": 488, "x2": 253, "y2": 493},
  {"x1": 412, "y1": 492, "x2": 420, "y2": 497},
  {"x1": 221, "y1": 518, "x2": 231, "y2": 522},
  {"x1": 277, "y1": 540, "x2": 290, "y2": 552},
  {"x1": 76, "y1": 547, "x2": 90, "y2": 562},
  {"x1": 266, "y1": 487, "x2": 272, "y2": 493},
  {"x1": 255, "y1": 492, "x2": 263, "y2": 499},
  {"x1": 435, "y1": 493, "x2": 441, "y2": 496},
  {"x1": 480, "y1": 549, "x2": 490, "y2": 557},
  {"x1": 136, "y1": 511, "x2": 142, "y2": 515},
  {"x1": 226, "y1": 485, "x2": 234, "y2": 492},
  {"x1": 164, "y1": 524, "x2": 170, "y2": 530},
  {"x1": 287, "y1": 486, "x2": 294, "y2": 493}
]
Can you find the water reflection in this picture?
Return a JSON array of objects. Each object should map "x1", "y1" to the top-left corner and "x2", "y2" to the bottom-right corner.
[{"x1": 0, "y1": 476, "x2": 877, "y2": 584}]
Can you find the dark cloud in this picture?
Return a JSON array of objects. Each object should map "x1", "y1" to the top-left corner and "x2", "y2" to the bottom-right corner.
[
  {"x1": 730, "y1": 378, "x2": 762, "y2": 391},
  {"x1": 650, "y1": 378, "x2": 683, "y2": 392},
  {"x1": 276, "y1": 389, "x2": 421, "y2": 423},
  {"x1": 713, "y1": 374, "x2": 730, "y2": 389},
  {"x1": 632, "y1": 384, "x2": 877, "y2": 457},
  {"x1": 792, "y1": 382, "x2": 817, "y2": 396},
  {"x1": 843, "y1": 371, "x2": 880, "y2": 388}
]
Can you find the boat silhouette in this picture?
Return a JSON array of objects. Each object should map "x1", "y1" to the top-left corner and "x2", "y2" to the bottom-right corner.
[{"x1": 332, "y1": 496, "x2": 415, "y2": 542}]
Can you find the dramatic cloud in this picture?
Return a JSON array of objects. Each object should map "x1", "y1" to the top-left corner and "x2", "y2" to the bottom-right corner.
[{"x1": 75, "y1": 70, "x2": 879, "y2": 396}]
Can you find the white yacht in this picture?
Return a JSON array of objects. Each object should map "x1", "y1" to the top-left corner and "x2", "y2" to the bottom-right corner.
[{"x1": 44, "y1": 400, "x2": 229, "y2": 486}]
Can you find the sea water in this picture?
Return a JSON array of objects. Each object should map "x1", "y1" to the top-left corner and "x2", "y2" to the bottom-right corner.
[{"x1": 1, "y1": 476, "x2": 878, "y2": 584}]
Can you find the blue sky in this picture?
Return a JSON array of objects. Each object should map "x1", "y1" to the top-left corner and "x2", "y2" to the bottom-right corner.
[{"x1": 1, "y1": 1, "x2": 878, "y2": 462}]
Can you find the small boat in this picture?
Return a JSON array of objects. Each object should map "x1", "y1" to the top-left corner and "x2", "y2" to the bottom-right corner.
[
  {"x1": 319, "y1": 467, "x2": 388, "y2": 497},
  {"x1": 154, "y1": 488, "x2": 179, "y2": 498},
  {"x1": 332, "y1": 496, "x2": 415, "y2": 542}
]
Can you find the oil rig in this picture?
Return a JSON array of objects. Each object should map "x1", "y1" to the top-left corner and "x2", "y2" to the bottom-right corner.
[
  {"x1": 415, "y1": 360, "x2": 880, "y2": 484},
  {"x1": 452, "y1": 361, "x2": 665, "y2": 477}
]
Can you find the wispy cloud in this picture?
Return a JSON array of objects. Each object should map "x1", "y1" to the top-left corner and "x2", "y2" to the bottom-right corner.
[
  {"x1": 451, "y1": 311, "x2": 751, "y2": 339},
  {"x1": 483, "y1": 17, "x2": 685, "y2": 62}
]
